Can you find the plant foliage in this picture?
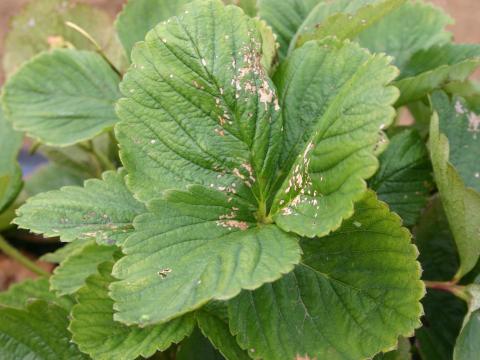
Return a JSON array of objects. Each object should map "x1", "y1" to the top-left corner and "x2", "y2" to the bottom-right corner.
[{"x1": 0, "y1": 0, "x2": 479, "y2": 359}]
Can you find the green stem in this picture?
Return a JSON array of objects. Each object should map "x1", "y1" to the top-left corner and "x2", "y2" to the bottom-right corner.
[
  {"x1": 256, "y1": 200, "x2": 273, "y2": 225},
  {"x1": 91, "y1": 143, "x2": 116, "y2": 172},
  {"x1": 0, "y1": 235, "x2": 49, "y2": 277},
  {"x1": 424, "y1": 280, "x2": 470, "y2": 302},
  {"x1": 65, "y1": 21, "x2": 122, "y2": 77}
]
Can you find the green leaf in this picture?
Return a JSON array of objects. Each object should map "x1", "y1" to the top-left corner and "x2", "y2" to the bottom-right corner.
[
  {"x1": 40, "y1": 240, "x2": 91, "y2": 264},
  {"x1": 373, "y1": 337, "x2": 411, "y2": 360},
  {"x1": 0, "y1": 301, "x2": 87, "y2": 359},
  {"x1": 413, "y1": 197, "x2": 466, "y2": 360},
  {"x1": 258, "y1": 0, "x2": 320, "y2": 59},
  {"x1": 3, "y1": 0, "x2": 126, "y2": 76},
  {"x1": 294, "y1": 0, "x2": 405, "y2": 50},
  {"x1": 254, "y1": 18, "x2": 279, "y2": 75},
  {"x1": 50, "y1": 242, "x2": 116, "y2": 295},
  {"x1": 414, "y1": 197, "x2": 459, "y2": 282},
  {"x1": 177, "y1": 328, "x2": 225, "y2": 360},
  {"x1": 454, "y1": 310, "x2": 480, "y2": 360},
  {"x1": 224, "y1": 0, "x2": 257, "y2": 17},
  {"x1": 395, "y1": 44, "x2": 480, "y2": 106},
  {"x1": 432, "y1": 91, "x2": 480, "y2": 193},
  {"x1": 0, "y1": 278, "x2": 73, "y2": 311},
  {"x1": 228, "y1": 191, "x2": 424, "y2": 360},
  {"x1": 115, "y1": 0, "x2": 191, "y2": 58},
  {"x1": 111, "y1": 185, "x2": 301, "y2": 326},
  {"x1": 444, "y1": 80, "x2": 480, "y2": 111},
  {"x1": 451, "y1": 276, "x2": 480, "y2": 360},
  {"x1": 15, "y1": 169, "x2": 146, "y2": 246},
  {"x1": 197, "y1": 303, "x2": 250, "y2": 360},
  {"x1": 24, "y1": 163, "x2": 87, "y2": 197},
  {"x1": 116, "y1": 0, "x2": 282, "y2": 206},
  {"x1": 70, "y1": 261, "x2": 195, "y2": 360},
  {"x1": 358, "y1": 1, "x2": 452, "y2": 71},
  {"x1": 2, "y1": 49, "x2": 121, "y2": 147},
  {"x1": 429, "y1": 106, "x2": 480, "y2": 278},
  {"x1": 369, "y1": 129, "x2": 433, "y2": 226},
  {"x1": 416, "y1": 291, "x2": 467, "y2": 360},
  {"x1": 270, "y1": 38, "x2": 398, "y2": 237},
  {"x1": 0, "y1": 106, "x2": 23, "y2": 213}
]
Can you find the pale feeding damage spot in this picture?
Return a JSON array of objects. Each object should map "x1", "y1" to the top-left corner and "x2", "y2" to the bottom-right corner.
[
  {"x1": 216, "y1": 208, "x2": 249, "y2": 231},
  {"x1": 281, "y1": 142, "x2": 322, "y2": 217},
  {"x1": 230, "y1": 31, "x2": 279, "y2": 112},
  {"x1": 468, "y1": 112, "x2": 480, "y2": 138}
]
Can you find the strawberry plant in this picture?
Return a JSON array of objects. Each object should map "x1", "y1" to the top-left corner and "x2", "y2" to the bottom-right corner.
[{"x1": 0, "y1": 0, "x2": 479, "y2": 359}]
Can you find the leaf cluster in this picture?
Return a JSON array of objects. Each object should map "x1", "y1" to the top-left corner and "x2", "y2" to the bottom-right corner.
[{"x1": 0, "y1": 0, "x2": 479, "y2": 359}]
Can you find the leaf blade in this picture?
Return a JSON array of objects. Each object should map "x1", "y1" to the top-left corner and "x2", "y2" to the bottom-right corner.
[
  {"x1": 15, "y1": 169, "x2": 146, "y2": 246},
  {"x1": 229, "y1": 191, "x2": 424, "y2": 360},
  {"x1": 2, "y1": 49, "x2": 121, "y2": 146},
  {"x1": 111, "y1": 185, "x2": 301, "y2": 326},
  {"x1": 70, "y1": 261, "x2": 195, "y2": 360},
  {"x1": 271, "y1": 38, "x2": 398, "y2": 237}
]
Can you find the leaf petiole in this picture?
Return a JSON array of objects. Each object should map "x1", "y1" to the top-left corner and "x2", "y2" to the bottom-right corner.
[
  {"x1": 0, "y1": 235, "x2": 50, "y2": 277},
  {"x1": 424, "y1": 280, "x2": 470, "y2": 302},
  {"x1": 65, "y1": 21, "x2": 122, "y2": 77}
]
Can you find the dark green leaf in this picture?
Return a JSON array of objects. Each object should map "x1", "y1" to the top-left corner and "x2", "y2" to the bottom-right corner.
[
  {"x1": 0, "y1": 301, "x2": 87, "y2": 359},
  {"x1": 429, "y1": 106, "x2": 480, "y2": 278},
  {"x1": 229, "y1": 191, "x2": 424, "y2": 360},
  {"x1": 454, "y1": 310, "x2": 480, "y2": 360},
  {"x1": 0, "y1": 278, "x2": 73, "y2": 311},
  {"x1": 395, "y1": 44, "x2": 480, "y2": 105},
  {"x1": 177, "y1": 328, "x2": 225, "y2": 360},
  {"x1": 70, "y1": 261, "x2": 195, "y2": 360},
  {"x1": 258, "y1": 0, "x2": 320, "y2": 59},
  {"x1": 432, "y1": 91, "x2": 480, "y2": 193},
  {"x1": 197, "y1": 303, "x2": 250, "y2": 360},
  {"x1": 369, "y1": 129, "x2": 432, "y2": 226}
]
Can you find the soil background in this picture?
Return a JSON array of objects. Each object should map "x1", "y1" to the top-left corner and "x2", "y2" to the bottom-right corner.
[{"x1": 0, "y1": 0, "x2": 479, "y2": 286}]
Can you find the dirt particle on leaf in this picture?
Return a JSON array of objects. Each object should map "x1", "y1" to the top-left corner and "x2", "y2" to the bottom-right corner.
[{"x1": 157, "y1": 268, "x2": 172, "y2": 278}]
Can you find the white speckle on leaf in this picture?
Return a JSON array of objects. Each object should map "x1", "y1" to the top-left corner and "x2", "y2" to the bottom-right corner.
[
  {"x1": 455, "y1": 100, "x2": 465, "y2": 114},
  {"x1": 475, "y1": 172, "x2": 480, "y2": 179},
  {"x1": 468, "y1": 112, "x2": 480, "y2": 136},
  {"x1": 28, "y1": 18, "x2": 36, "y2": 27},
  {"x1": 201, "y1": 58, "x2": 207, "y2": 66},
  {"x1": 353, "y1": 221, "x2": 362, "y2": 228}
]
